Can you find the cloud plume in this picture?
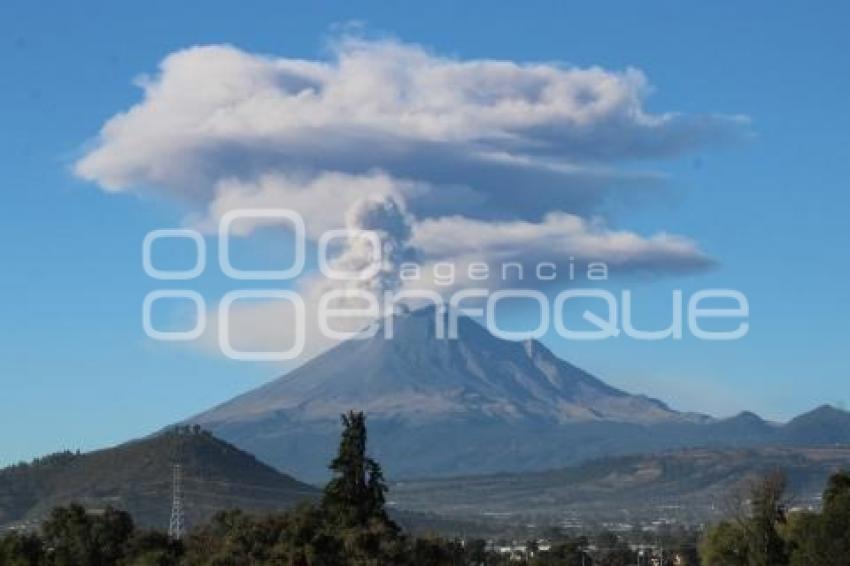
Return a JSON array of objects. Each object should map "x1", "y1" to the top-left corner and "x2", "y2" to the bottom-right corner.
[
  {"x1": 75, "y1": 37, "x2": 746, "y2": 228},
  {"x1": 75, "y1": 35, "x2": 746, "y2": 358}
]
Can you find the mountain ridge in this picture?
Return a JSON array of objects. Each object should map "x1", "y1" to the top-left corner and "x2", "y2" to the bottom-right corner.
[
  {"x1": 187, "y1": 307, "x2": 850, "y2": 481},
  {"x1": 388, "y1": 445, "x2": 850, "y2": 525}
]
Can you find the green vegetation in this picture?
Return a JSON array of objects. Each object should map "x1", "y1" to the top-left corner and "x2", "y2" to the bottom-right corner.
[
  {"x1": 2, "y1": 412, "x2": 847, "y2": 565},
  {"x1": 700, "y1": 469, "x2": 850, "y2": 565},
  {"x1": 0, "y1": 503, "x2": 181, "y2": 565}
]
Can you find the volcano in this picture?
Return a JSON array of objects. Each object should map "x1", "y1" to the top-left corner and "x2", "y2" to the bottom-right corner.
[{"x1": 188, "y1": 307, "x2": 850, "y2": 481}]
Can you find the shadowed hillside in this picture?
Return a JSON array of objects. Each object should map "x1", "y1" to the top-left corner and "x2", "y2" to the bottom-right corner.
[{"x1": 0, "y1": 427, "x2": 318, "y2": 530}]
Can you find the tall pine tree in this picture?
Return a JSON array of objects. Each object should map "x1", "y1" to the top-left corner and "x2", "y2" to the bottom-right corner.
[{"x1": 322, "y1": 411, "x2": 395, "y2": 529}]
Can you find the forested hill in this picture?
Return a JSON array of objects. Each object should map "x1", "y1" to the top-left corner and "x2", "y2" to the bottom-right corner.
[{"x1": 0, "y1": 427, "x2": 318, "y2": 530}]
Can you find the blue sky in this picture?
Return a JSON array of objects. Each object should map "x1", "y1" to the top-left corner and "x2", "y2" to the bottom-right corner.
[{"x1": 1, "y1": 0, "x2": 849, "y2": 466}]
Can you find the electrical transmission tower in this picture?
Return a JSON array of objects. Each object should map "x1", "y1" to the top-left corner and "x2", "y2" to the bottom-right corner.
[{"x1": 168, "y1": 463, "x2": 185, "y2": 539}]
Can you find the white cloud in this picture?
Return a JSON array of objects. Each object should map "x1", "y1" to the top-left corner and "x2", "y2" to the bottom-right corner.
[
  {"x1": 76, "y1": 35, "x2": 744, "y2": 358},
  {"x1": 414, "y1": 212, "x2": 709, "y2": 270},
  {"x1": 400, "y1": 213, "x2": 710, "y2": 294},
  {"x1": 75, "y1": 37, "x2": 746, "y2": 222}
]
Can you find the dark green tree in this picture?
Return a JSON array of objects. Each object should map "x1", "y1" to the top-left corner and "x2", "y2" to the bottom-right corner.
[
  {"x1": 823, "y1": 470, "x2": 850, "y2": 508},
  {"x1": 701, "y1": 471, "x2": 790, "y2": 566},
  {"x1": 0, "y1": 531, "x2": 44, "y2": 566},
  {"x1": 699, "y1": 520, "x2": 749, "y2": 565},
  {"x1": 182, "y1": 506, "x2": 343, "y2": 566},
  {"x1": 322, "y1": 411, "x2": 395, "y2": 529},
  {"x1": 122, "y1": 529, "x2": 183, "y2": 565},
  {"x1": 40, "y1": 504, "x2": 134, "y2": 566},
  {"x1": 747, "y1": 470, "x2": 789, "y2": 566},
  {"x1": 787, "y1": 470, "x2": 850, "y2": 565}
]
